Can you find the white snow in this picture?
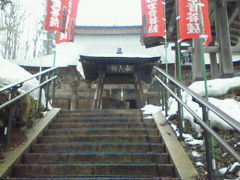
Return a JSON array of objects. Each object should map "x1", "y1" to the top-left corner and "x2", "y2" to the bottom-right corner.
[
  {"x1": 182, "y1": 133, "x2": 194, "y2": 141},
  {"x1": 229, "y1": 162, "x2": 240, "y2": 173},
  {"x1": 76, "y1": 62, "x2": 85, "y2": 79},
  {"x1": 168, "y1": 77, "x2": 240, "y2": 133},
  {"x1": 186, "y1": 139, "x2": 204, "y2": 146},
  {"x1": 219, "y1": 162, "x2": 240, "y2": 178},
  {"x1": 219, "y1": 167, "x2": 228, "y2": 175},
  {"x1": 195, "y1": 162, "x2": 204, "y2": 167},
  {"x1": 188, "y1": 77, "x2": 240, "y2": 97},
  {"x1": 191, "y1": 150, "x2": 201, "y2": 158},
  {"x1": 141, "y1": 104, "x2": 161, "y2": 114},
  {"x1": 0, "y1": 58, "x2": 46, "y2": 106},
  {"x1": 170, "y1": 123, "x2": 177, "y2": 131},
  {"x1": 143, "y1": 115, "x2": 153, "y2": 119},
  {"x1": 234, "y1": 142, "x2": 240, "y2": 148}
]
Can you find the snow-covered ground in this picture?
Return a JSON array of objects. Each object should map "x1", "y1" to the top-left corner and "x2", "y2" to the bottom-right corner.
[
  {"x1": 141, "y1": 76, "x2": 240, "y2": 179},
  {"x1": 168, "y1": 77, "x2": 240, "y2": 133},
  {"x1": 0, "y1": 58, "x2": 47, "y2": 106}
]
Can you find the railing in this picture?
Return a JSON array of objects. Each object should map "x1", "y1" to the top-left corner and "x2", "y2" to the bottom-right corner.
[
  {"x1": 0, "y1": 67, "x2": 58, "y2": 148},
  {"x1": 153, "y1": 66, "x2": 240, "y2": 180}
]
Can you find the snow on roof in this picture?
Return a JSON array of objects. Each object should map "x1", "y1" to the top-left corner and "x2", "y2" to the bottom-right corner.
[
  {"x1": 0, "y1": 58, "x2": 46, "y2": 105},
  {"x1": 11, "y1": 55, "x2": 58, "y2": 68},
  {"x1": 11, "y1": 43, "x2": 81, "y2": 68}
]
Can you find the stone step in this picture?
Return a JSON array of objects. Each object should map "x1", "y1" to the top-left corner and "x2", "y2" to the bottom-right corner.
[
  {"x1": 60, "y1": 109, "x2": 141, "y2": 114},
  {"x1": 37, "y1": 135, "x2": 162, "y2": 144},
  {"x1": 59, "y1": 112, "x2": 142, "y2": 117},
  {"x1": 44, "y1": 128, "x2": 159, "y2": 136},
  {"x1": 3, "y1": 177, "x2": 180, "y2": 180},
  {"x1": 54, "y1": 117, "x2": 153, "y2": 123},
  {"x1": 49, "y1": 122, "x2": 155, "y2": 129},
  {"x1": 23, "y1": 152, "x2": 170, "y2": 164},
  {"x1": 30, "y1": 142, "x2": 166, "y2": 153},
  {"x1": 12, "y1": 164, "x2": 176, "y2": 177},
  {"x1": 55, "y1": 116, "x2": 148, "y2": 122}
]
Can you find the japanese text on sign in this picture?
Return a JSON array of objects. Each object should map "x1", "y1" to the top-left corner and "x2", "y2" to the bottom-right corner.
[
  {"x1": 146, "y1": 0, "x2": 159, "y2": 34},
  {"x1": 186, "y1": 0, "x2": 200, "y2": 34}
]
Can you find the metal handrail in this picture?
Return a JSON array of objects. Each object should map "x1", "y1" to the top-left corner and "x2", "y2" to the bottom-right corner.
[
  {"x1": 0, "y1": 76, "x2": 57, "y2": 110},
  {"x1": 154, "y1": 66, "x2": 240, "y2": 131},
  {"x1": 154, "y1": 75, "x2": 240, "y2": 162},
  {"x1": 0, "y1": 66, "x2": 58, "y2": 93},
  {"x1": 153, "y1": 66, "x2": 240, "y2": 179},
  {"x1": 0, "y1": 67, "x2": 58, "y2": 148}
]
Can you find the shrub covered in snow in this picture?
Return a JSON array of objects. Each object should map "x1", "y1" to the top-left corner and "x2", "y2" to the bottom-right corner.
[{"x1": 0, "y1": 59, "x2": 47, "y2": 130}]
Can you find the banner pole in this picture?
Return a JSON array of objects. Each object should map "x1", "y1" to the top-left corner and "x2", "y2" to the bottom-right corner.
[
  {"x1": 197, "y1": 0, "x2": 216, "y2": 177},
  {"x1": 175, "y1": 0, "x2": 184, "y2": 140},
  {"x1": 163, "y1": 0, "x2": 168, "y2": 75},
  {"x1": 163, "y1": 0, "x2": 169, "y2": 116}
]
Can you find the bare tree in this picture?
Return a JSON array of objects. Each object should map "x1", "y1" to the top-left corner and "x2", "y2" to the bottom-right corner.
[
  {"x1": 0, "y1": 1, "x2": 25, "y2": 59},
  {"x1": 0, "y1": 0, "x2": 12, "y2": 10},
  {"x1": 43, "y1": 30, "x2": 56, "y2": 55},
  {"x1": 32, "y1": 19, "x2": 44, "y2": 58}
]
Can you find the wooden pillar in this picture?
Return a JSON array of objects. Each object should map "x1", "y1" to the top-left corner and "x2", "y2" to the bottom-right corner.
[
  {"x1": 134, "y1": 70, "x2": 144, "y2": 108},
  {"x1": 192, "y1": 39, "x2": 204, "y2": 81},
  {"x1": 70, "y1": 81, "x2": 80, "y2": 111},
  {"x1": 215, "y1": 0, "x2": 234, "y2": 77},
  {"x1": 92, "y1": 71, "x2": 105, "y2": 109},
  {"x1": 70, "y1": 94, "x2": 77, "y2": 110},
  {"x1": 134, "y1": 81, "x2": 141, "y2": 109},
  {"x1": 209, "y1": 52, "x2": 219, "y2": 79},
  {"x1": 92, "y1": 82, "x2": 100, "y2": 109}
]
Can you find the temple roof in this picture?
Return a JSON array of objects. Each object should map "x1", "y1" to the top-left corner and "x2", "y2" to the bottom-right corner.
[{"x1": 79, "y1": 55, "x2": 160, "y2": 84}]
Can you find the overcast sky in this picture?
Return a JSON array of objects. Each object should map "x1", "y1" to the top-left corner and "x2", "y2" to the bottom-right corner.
[
  {"x1": 76, "y1": 0, "x2": 142, "y2": 26},
  {"x1": 21, "y1": 0, "x2": 142, "y2": 26}
]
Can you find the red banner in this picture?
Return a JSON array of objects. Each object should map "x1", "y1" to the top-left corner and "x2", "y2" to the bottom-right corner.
[
  {"x1": 178, "y1": 0, "x2": 212, "y2": 46},
  {"x1": 56, "y1": 0, "x2": 79, "y2": 44},
  {"x1": 141, "y1": 0, "x2": 165, "y2": 38},
  {"x1": 44, "y1": 0, "x2": 62, "y2": 31}
]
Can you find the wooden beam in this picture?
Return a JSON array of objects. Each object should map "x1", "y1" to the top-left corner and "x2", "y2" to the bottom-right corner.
[
  {"x1": 215, "y1": 1, "x2": 234, "y2": 77},
  {"x1": 209, "y1": 1, "x2": 216, "y2": 26},
  {"x1": 209, "y1": 52, "x2": 219, "y2": 79},
  {"x1": 167, "y1": 2, "x2": 176, "y2": 39},
  {"x1": 230, "y1": 27, "x2": 240, "y2": 32},
  {"x1": 221, "y1": 0, "x2": 238, "y2": 2},
  {"x1": 187, "y1": 46, "x2": 240, "y2": 53},
  {"x1": 233, "y1": 21, "x2": 240, "y2": 26},
  {"x1": 192, "y1": 39, "x2": 204, "y2": 81},
  {"x1": 228, "y1": 2, "x2": 240, "y2": 26}
]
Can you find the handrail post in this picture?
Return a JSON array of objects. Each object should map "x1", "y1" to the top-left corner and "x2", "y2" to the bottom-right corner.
[
  {"x1": 37, "y1": 78, "x2": 43, "y2": 115},
  {"x1": 160, "y1": 75, "x2": 165, "y2": 111},
  {"x1": 202, "y1": 105, "x2": 214, "y2": 180},
  {"x1": 177, "y1": 86, "x2": 183, "y2": 140},
  {"x1": 157, "y1": 85, "x2": 161, "y2": 106},
  {"x1": 164, "y1": 76, "x2": 168, "y2": 116},
  {"x1": 5, "y1": 87, "x2": 18, "y2": 148},
  {"x1": 50, "y1": 70, "x2": 56, "y2": 107},
  {"x1": 45, "y1": 73, "x2": 50, "y2": 111}
]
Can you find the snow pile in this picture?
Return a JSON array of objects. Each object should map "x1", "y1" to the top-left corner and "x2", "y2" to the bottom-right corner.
[
  {"x1": 219, "y1": 162, "x2": 240, "y2": 177},
  {"x1": 76, "y1": 62, "x2": 85, "y2": 79},
  {"x1": 141, "y1": 104, "x2": 164, "y2": 122},
  {"x1": 0, "y1": 58, "x2": 46, "y2": 106},
  {"x1": 168, "y1": 77, "x2": 240, "y2": 133},
  {"x1": 188, "y1": 77, "x2": 240, "y2": 97},
  {"x1": 141, "y1": 104, "x2": 161, "y2": 114}
]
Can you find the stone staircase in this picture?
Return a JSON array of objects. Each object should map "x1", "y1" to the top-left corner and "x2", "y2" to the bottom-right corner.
[{"x1": 3, "y1": 110, "x2": 180, "y2": 179}]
